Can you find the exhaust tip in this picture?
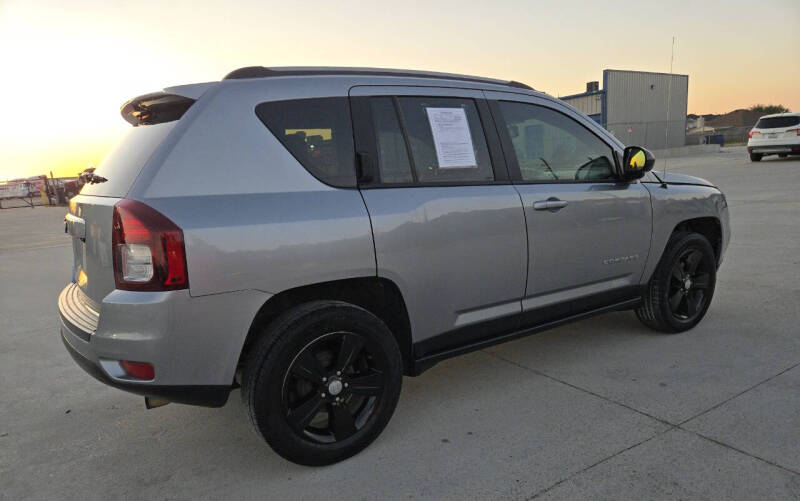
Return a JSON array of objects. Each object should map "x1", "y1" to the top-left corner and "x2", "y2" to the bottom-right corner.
[{"x1": 144, "y1": 397, "x2": 170, "y2": 409}]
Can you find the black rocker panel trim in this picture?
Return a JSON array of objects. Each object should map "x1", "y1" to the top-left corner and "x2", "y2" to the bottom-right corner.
[{"x1": 411, "y1": 286, "x2": 643, "y2": 375}]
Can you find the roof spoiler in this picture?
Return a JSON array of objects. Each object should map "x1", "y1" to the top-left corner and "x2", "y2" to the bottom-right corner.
[{"x1": 120, "y1": 92, "x2": 196, "y2": 127}]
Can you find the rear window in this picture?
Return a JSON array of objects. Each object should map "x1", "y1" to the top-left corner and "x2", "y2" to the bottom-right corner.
[
  {"x1": 80, "y1": 121, "x2": 177, "y2": 197},
  {"x1": 755, "y1": 116, "x2": 800, "y2": 129},
  {"x1": 255, "y1": 98, "x2": 356, "y2": 187}
]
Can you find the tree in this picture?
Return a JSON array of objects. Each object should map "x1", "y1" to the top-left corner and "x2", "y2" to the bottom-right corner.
[{"x1": 749, "y1": 104, "x2": 790, "y2": 114}]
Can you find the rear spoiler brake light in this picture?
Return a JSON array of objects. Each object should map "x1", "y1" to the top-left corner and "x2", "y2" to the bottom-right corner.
[{"x1": 120, "y1": 92, "x2": 195, "y2": 127}]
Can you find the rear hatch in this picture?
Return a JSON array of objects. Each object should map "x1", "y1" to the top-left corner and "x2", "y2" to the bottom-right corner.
[
  {"x1": 66, "y1": 92, "x2": 195, "y2": 306},
  {"x1": 751, "y1": 115, "x2": 800, "y2": 142}
]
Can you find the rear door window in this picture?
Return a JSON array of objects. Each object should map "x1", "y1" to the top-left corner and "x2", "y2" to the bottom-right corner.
[
  {"x1": 396, "y1": 97, "x2": 494, "y2": 184},
  {"x1": 755, "y1": 116, "x2": 800, "y2": 129},
  {"x1": 367, "y1": 96, "x2": 495, "y2": 185},
  {"x1": 256, "y1": 97, "x2": 356, "y2": 187}
]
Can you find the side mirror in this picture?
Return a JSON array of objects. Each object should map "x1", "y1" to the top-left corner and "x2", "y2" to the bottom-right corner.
[{"x1": 621, "y1": 146, "x2": 655, "y2": 181}]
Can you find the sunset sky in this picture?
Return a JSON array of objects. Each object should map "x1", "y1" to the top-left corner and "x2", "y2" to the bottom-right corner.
[{"x1": 1, "y1": 0, "x2": 798, "y2": 181}]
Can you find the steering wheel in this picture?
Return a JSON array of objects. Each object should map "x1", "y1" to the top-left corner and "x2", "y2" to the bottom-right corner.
[{"x1": 574, "y1": 158, "x2": 596, "y2": 180}]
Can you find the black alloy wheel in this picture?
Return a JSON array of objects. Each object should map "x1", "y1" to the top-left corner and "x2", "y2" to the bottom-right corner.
[
  {"x1": 636, "y1": 232, "x2": 717, "y2": 333},
  {"x1": 666, "y1": 248, "x2": 712, "y2": 321},
  {"x1": 283, "y1": 331, "x2": 385, "y2": 443},
  {"x1": 242, "y1": 301, "x2": 402, "y2": 466}
]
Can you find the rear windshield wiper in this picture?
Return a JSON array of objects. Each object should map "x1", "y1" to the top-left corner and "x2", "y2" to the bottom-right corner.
[{"x1": 84, "y1": 173, "x2": 107, "y2": 184}]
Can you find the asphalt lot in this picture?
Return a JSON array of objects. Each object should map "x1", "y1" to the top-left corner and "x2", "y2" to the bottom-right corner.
[{"x1": 1, "y1": 147, "x2": 799, "y2": 500}]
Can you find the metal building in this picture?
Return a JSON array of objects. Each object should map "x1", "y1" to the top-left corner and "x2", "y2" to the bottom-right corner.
[{"x1": 560, "y1": 69, "x2": 688, "y2": 149}]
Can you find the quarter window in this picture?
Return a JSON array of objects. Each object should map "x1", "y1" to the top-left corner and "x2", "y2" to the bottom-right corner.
[
  {"x1": 256, "y1": 97, "x2": 356, "y2": 187},
  {"x1": 498, "y1": 101, "x2": 616, "y2": 182}
]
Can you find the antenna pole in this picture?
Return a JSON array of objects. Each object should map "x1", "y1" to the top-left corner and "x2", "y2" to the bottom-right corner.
[{"x1": 663, "y1": 36, "x2": 675, "y2": 178}]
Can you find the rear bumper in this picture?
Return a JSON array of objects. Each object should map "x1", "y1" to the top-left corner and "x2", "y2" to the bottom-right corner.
[
  {"x1": 747, "y1": 144, "x2": 800, "y2": 154},
  {"x1": 57, "y1": 282, "x2": 271, "y2": 407},
  {"x1": 60, "y1": 327, "x2": 230, "y2": 407}
]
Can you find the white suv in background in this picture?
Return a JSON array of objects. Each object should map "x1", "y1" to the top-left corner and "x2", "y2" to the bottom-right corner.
[{"x1": 747, "y1": 112, "x2": 800, "y2": 162}]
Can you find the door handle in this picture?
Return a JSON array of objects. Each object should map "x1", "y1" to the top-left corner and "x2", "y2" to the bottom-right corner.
[{"x1": 533, "y1": 198, "x2": 569, "y2": 211}]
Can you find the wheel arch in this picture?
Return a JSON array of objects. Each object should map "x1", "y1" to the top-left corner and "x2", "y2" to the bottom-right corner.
[
  {"x1": 237, "y1": 277, "x2": 414, "y2": 377},
  {"x1": 672, "y1": 216, "x2": 722, "y2": 264},
  {"x1": 642, "y1": 209, "x2": 724, "y2": 286}
]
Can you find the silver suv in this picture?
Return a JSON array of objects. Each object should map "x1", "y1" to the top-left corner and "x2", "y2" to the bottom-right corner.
[{"x1": 59, "y1": 67, "x2": 730, "y2": 465}]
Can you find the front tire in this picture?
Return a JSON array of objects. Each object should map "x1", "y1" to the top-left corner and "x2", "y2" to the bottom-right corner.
[
  {"x1": 242, "y1": 301, "x2": 402, "y2": 466},
  {"x1": 750, "y1": 153, "x2": 763, "y2": 162},
  {"x1": 636, "y1": 232, "x2": 717, "y2": 333}
]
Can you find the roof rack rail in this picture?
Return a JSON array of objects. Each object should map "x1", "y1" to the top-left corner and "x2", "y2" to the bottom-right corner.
[{"x1": 223, "y1": 66, "x2": 534, "y2": 91}]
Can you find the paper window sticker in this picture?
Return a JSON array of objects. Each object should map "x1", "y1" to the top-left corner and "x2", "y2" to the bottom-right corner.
[{"x1": 425, "y1": 107, "x2": 478, "y2": 169}]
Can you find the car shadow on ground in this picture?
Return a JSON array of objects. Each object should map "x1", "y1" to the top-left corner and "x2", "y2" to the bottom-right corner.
[
  {"x1": 753, "y1": 155, "x2": 800, "y2": 163},
  {"x1": 133, "y1": 310, "x2": 652, "y2": 470}
]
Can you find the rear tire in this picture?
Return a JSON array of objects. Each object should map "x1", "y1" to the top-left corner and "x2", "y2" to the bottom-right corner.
[
  {"x1": 242, "y1": 300, "x2": 402, "y2": 466},
  {"x1": 636, "y1": 232, "x2": 717, "y2": 333},
  {"x1": 749, "y1": 153, "x2": 763, "y2": 162}
]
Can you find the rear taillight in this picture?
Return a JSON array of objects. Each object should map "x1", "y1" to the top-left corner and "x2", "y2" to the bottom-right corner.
[
  {"x1": 791, "y1": 128, "x2": 800, "y2": 136},
  {"x1": 749, "y1": 130, "x2": 761, "y2": 138},
  {"x1": 112, "y1": 199, "x2": 188, "y2": 291}
]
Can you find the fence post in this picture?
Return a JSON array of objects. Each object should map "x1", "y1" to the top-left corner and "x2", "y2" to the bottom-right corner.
[{"x1": 42, "y1": 177, "x2": 52, "y2": 206}]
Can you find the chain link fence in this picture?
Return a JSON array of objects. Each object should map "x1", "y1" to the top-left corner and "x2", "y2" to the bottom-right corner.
[
  {"x1": 686, "y1": 126, "x2": 751, "y2": 146},
  {"x1": 604, "y1": 120, "x2": 753, "y2": 148},
  {"x1": 0, "y1": 176, "x2": 81, "y2": 209},
  {"x1": 604, "y1": 120, "x2": 687, "y2": 150}
]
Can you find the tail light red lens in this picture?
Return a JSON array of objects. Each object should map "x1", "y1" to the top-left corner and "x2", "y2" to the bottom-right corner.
[
  {"x1": 112, "y1": 199, "x2": 188, "y2": 291},
  {"x1": 120, "y1": 360, "x2": 155, "y2": 380},
  {"x1": 748, "y1": 130, "x2": 761, "y2": 138}
]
